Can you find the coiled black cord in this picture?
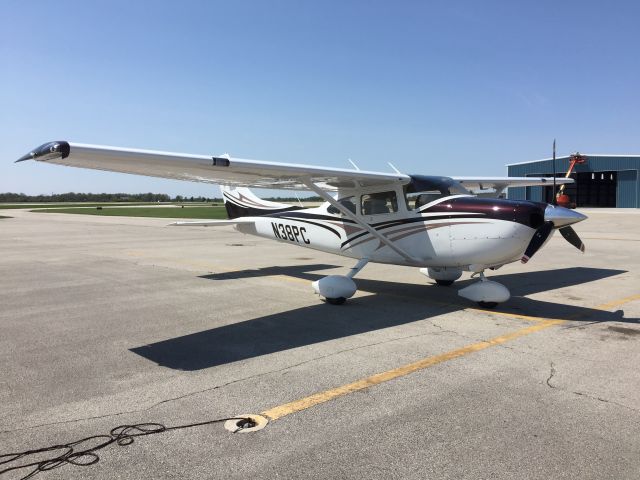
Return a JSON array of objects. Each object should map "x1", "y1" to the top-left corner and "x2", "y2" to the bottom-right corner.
[{"x1": 0, "y1": 416, "x2": 254, "y2": 479}]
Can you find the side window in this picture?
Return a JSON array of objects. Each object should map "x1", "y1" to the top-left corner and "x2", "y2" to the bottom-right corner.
[
  {"x1": 361, "y1": 191, "x2": 398, "y2": 215},
  {"x1": 407, "y1": 190, "x2": 442, "y2": 210},
  {"x1": 327, "y1": 197, "x2": 357, "y2": 215}
]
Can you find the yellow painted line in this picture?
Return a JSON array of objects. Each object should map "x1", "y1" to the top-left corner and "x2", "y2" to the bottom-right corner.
[
  {"x1": 595, "y1": 293, "x2": 640, "y2": 310},
  {"x1": 260, "y1": 293, "x2": 640, "y2": 422},
  {"x1": 583, "y1": 237, "x2": 640, "y2": 242},
  {"x1": 466, "y1": 307, "x2": 551, "y2": 323},
  {"x1": 261, "y1": 319, "x2": 562, "y2": 421}
]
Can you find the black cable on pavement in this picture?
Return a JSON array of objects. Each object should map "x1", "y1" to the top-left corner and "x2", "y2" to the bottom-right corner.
[{"x1": 0, "y1": 416, "x2": 255, "y2": 479}]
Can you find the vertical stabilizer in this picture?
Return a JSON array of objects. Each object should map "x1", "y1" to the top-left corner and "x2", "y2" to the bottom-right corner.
[{"x1": 221, "y1": 186, "x2": 301, "y2": 219}]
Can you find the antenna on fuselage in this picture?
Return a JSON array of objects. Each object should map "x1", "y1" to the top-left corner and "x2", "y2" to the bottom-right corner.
[{"x1": 348, "y1": 158, "x2": 361, "y2": 170}]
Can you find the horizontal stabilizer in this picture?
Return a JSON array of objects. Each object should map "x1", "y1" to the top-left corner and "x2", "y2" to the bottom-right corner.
[{"x1": 169, "y1": 219, "x2": 255, "y2": 227}]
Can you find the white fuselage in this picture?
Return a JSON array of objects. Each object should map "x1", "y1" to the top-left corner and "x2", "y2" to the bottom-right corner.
[{"x1": 234, "y1": 196, "x2": 537, "y2": 270}]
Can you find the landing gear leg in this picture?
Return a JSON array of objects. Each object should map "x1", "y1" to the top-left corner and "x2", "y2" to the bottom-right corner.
[
  {"x1": 346, "y1": 258, "x2": 369, "y2": 279},
  {"x1": 312, "y1": 258, "x2": 369, "y2": 305},
  {"x1": 458, "y1": 271, "x2": 510, "y2": 308}
]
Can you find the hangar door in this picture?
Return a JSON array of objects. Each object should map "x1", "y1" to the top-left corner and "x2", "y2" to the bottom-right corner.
[
  {"x1": 616, "y1": 170, "x2": 637, "y2": 208},
  {"x1": 576, "y1": 171, "x2": 616, "y2": 207},
  {"x1": 539, "y1": 171, "x2": 617, "y2": 207}
]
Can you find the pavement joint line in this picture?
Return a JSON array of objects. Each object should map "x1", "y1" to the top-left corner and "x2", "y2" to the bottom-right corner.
[{"x1": 258, "y1": 293, "x2": 640, "y2": 423}]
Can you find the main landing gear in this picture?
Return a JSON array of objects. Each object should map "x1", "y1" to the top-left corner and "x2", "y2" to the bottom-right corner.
[{"x1": 312, "y1": 258, "x2": 369, "y2": 305}]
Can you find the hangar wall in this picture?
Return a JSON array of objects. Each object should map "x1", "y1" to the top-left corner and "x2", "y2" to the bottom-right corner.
[{"x1": 507, "y1": 155, "x2": 640, "y2": 208}]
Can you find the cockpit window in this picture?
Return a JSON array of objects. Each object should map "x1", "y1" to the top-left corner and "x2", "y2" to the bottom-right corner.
[
  {"x1": 407, "y1": 190, "x2": 442, "y2": 210},
  {"x1": 405, "y1": 175, "x2": 469, "y2": 210},
  {"x1": 327, "y1": 197, "x2": 357, "y2": 215},
  {"x1": 361, "y1": 191, "x2": 398, "y2": 215}
]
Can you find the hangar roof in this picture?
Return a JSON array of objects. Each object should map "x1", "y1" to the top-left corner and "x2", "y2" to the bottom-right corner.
[{"x1": 506, "y1": 154, "x2": 640, "y2": 167}]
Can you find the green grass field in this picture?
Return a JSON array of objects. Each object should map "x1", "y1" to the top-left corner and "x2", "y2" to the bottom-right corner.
[
  {"x1": 0, "y1": 202, "x2": 220, "y2": 209},
  {"x1": 32, "y1": 206, "x2": 229, "y2": 219}
]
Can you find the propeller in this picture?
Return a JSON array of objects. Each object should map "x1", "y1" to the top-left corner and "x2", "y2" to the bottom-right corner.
[
  {"x1": 559, "y1": 226, "x2": 585, "y2": 252},
  {"x1": 521, "y1": 140, "x2": 587, "y2": 264},
  {"x1": 521, "y1": 206, "x2": 587, "y2": 263},
  {"x1": 521, "y1": 221, "x2": 554, "y2": 263}
]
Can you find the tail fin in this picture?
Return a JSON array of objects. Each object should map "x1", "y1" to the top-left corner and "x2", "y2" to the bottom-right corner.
[{"x1": 221, "y1": 186, "x2": 301, "y2": 219}]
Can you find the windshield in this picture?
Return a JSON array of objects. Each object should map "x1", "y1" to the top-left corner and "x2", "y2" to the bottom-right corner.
[
  {"x1": 327, "y1": 196, "x2": 357, "y2": 215},
  {"x1": 405, "y1": 175, "x2": 469, "y2": 210}
]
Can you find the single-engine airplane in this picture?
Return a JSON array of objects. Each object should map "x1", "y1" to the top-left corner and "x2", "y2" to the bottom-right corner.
[{"x1": 16, "y1": 141, "x2": 586, "y2": 308}]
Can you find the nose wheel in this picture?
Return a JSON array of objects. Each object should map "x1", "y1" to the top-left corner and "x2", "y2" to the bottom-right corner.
[
  {"x1": 477, "y1": 301, "x2": 499, "y2": 309},
  {"x1": 458, "y1": 272, "x2": 510, "y2": 308},
  {"x1": 325, "y1": 297, "x2": 347, "y2": 305}
]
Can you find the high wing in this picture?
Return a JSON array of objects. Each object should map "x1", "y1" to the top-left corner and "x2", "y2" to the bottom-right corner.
[
  {"x1": 16, "y1": 141, "x2": 409, "y2": 191},
  {"x1": 454, "y1": 176, "x2": 573, "y2": 194}
]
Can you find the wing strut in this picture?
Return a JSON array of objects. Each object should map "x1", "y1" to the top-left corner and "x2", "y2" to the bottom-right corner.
[{"x1": 302, "y1": 178, "x2": 421, "y2": 265}]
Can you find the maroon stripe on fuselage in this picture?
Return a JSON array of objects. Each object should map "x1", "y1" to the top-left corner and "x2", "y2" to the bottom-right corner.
[{"x1": 423, "y1": 197, "x2": 546, "y2": 229}]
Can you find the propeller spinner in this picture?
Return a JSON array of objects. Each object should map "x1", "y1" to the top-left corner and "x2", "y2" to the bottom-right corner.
[{"x1": 521, "y1": 205, "x2": 587, "y2": 263}]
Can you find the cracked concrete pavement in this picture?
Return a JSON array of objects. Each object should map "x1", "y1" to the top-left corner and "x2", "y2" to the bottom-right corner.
[{"x1": 0, "y1": 208, "x2": 639, "y2": 479}]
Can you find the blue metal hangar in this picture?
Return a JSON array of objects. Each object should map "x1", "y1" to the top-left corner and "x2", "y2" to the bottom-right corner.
[{"x1": 507, "y1": 154, "x2": 640, "y2": 208}]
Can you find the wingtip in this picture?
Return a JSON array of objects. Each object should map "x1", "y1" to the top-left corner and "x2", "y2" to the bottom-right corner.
[
  {"x1": 15, "y1": 141, "x2": 70, "y2": 163},
  {"x1": 15, "y1": 155, "x2": 32, "y2": 163}
]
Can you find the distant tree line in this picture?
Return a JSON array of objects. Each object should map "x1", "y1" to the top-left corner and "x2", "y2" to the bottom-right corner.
[
  {"x1": 262, "y1": 196, "x2": 323, "y2": 202},
  {"x1": 0, "y1": 192, "x2": 212, "y2": 203},
  {"x1": 0, "y1": 192, "x2": 323, "y2": 203}
]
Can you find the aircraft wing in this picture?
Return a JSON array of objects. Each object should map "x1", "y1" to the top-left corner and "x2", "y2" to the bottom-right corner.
[
  {"x1": 16, "y1": 141, "x2": 409, "y2": 191},
  {"x1": 453, "y1": 176, "x2": 573, "y2": 194}
]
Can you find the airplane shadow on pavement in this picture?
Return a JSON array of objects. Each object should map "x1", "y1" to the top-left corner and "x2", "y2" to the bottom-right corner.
[{"x1": 130, "y1": 266, "x2": 636, "y2": 370}]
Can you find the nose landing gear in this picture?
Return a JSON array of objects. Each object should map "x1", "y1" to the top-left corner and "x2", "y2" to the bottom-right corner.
[
  {"x1": 420, "y1": 267, "x2": 462, "y2": 286},
  {"x1": 457, "y1": 272, "x2": 510, "y2": 308}
]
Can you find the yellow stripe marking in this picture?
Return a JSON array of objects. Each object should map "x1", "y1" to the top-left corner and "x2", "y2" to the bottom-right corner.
[
  {"x1": 583, "y1": 237, "x2": 640, "y2": 242},
  {"x1": 261, "y1": 319, "x2": 562, "y2": 421},
  {"x1": 465, "y1": 307, "x2": 551, "y2": 323},
  {"x1": 595, "y1": 293, "x2": 640, "y2": 310},
  {"x1": 260, "y1": 294, "x2": 639, "y2": 422}
]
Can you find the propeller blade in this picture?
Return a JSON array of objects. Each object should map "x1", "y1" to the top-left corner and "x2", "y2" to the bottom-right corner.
[
  {"x1": 521, "y1": 221, "x2": 554, "y2": 263},
  {"x1": 559, "y1": 226, "x2": 585, "y2": 253}
]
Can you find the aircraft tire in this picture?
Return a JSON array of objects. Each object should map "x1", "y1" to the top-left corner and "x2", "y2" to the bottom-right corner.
[
  {"x1": 326, "y1": 297, "x2": 347, "y2": 305},
  {"x1": 477, "y1": 301, "x2": 498, "y2": 309},
  {"x1": 435, "y1": 279, "x2": 454, "y2": 286}
]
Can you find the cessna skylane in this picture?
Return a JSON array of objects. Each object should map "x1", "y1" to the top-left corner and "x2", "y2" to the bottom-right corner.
[{"x1": 16, "y1": 141, "x2": 586, "y2": 308}]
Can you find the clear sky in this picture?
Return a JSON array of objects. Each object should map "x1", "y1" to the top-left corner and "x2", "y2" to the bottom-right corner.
[{"x1": 1, "y1": 0, "x2": 639, "y2": 197}]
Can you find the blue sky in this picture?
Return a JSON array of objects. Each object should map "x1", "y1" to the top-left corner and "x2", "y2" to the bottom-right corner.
[{"x1": 2, "y1": 0, "x2": 639, "y2": 197}]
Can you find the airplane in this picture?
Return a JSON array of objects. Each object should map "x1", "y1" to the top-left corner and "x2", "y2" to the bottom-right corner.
[{"x1": 16, "y1": 141, "x2": 586, "y2": 308}]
